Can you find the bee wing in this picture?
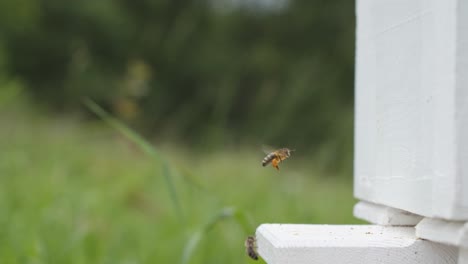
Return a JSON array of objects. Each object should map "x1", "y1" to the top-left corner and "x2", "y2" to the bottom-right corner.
[{"x1": 261, "y1": 144, "x2": 277, "y2": 155}]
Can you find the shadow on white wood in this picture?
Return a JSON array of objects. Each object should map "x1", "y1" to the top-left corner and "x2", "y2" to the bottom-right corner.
[{"x1": 354, "y1": 201, "x2": 423, "y2": 226}]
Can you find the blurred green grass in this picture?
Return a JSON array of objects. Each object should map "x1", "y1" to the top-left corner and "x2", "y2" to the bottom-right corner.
[{"x1": 0, "y1": 97, "x2": 361, "y2": 264}]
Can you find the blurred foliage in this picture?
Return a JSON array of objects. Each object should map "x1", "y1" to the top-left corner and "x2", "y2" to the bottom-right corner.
[
  {"x1": 0, "y1": 98, "x2": 360, "y2": 263},
  {"x1": 0, "y1": 0, "x2": 355, "y2": 173}
]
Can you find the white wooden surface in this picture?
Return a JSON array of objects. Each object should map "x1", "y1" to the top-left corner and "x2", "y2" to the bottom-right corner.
[
  {"x1": 415, "y1": 218, "x2": 468, "y2": 263},
  {"x1": 354, "y1": 0, "x2": 468, "y2": 220},
  {"x1": 459, "y1": 249, "x2": 468, "y2": 264},
  {"x1": 415, "y1": 218, "x2": 468, "y2": 248},
  {"x1": 256, "y1": 224, "x2": 457, "y2": 264},
  {"x1": 354, "y1": 201, "x2": 423, "y2": 226}
]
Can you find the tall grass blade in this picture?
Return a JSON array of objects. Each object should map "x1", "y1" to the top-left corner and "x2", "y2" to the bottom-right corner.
[
  {"x1": 181, "y1": 207, "x2": 255, "y2": 264},
  {"x1": 83, "y1": 98, "x2": 184, "y2": 220},
  {"x1": 162, "y1": 162, "x2": 184, "y2": 220},
  {"x1": 232, "y1": 209, "x2": 254, "y2": 234}
]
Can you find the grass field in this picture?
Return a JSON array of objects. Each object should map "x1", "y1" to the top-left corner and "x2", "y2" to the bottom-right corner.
[{"x1": 0, "y1": 98, "x2": 360, "y2": 264}]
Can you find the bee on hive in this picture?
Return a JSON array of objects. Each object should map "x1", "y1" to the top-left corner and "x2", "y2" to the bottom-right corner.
[{"x1": 244, "y1": 235, "x2": 258, "y2": 260}]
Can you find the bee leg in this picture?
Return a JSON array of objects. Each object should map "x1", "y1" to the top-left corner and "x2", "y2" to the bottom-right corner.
[{"x1": 272, "y1": 159, "x2": 280, "y2": 171}]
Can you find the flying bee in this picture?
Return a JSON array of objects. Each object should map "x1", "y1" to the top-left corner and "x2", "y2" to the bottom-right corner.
[
  {"x1": 244, "y1": 235, "x2": 259, "y2": 260},
  {"x1": 262, "y1": 147, "x2": 294, "y2": 171}
]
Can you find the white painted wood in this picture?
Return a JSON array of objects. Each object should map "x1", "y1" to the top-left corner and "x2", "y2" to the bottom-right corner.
[
  {"x1": 354, "y1": 0, "x2": 468, "y2": 220},
  {"x1": 256, "y1": 224, "x2": 457, "y2": 264},
  {"x1": 415, "y1": 218, "x2": 468, "y2": 248},
  {"x1": 458, "y1": 248, "x2": 468, "y2": 264},
  {"x1": 354, "y1": 201, "x2": 423, "y2": 226}
]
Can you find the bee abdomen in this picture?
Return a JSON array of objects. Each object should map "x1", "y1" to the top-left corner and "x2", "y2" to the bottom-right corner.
[
  {"x1": 262, "y1": 153, "x2": 276, "y2": 166},
  {"x1": 247, "y1": 248, "x2": 259, "y2": 260}
]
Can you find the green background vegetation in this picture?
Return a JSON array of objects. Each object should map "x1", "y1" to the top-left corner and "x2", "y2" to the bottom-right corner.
[{"x1": 0, "y1": 0, "x2": 358, "y2": 263}]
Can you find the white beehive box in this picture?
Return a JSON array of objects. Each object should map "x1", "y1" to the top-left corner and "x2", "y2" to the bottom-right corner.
[{"x1": 354, "y1": 0, "x2": 468, "y2": 220}]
